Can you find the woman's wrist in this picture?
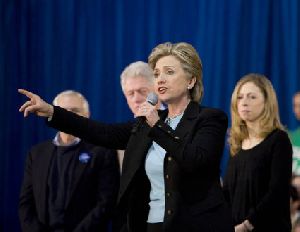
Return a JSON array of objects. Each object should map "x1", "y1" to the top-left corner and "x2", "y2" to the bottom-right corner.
[
  {"x1": 49, "y1": 105, "x2": 54, "y2": 117},
  {"x1": 47, "y1": 105, "x2": 54, "y2": 121}
]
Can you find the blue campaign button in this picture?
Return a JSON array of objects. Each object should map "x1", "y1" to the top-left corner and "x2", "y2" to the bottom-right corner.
[{"x1": 79, "y1": 152, "x2": 91, "y2": 164}]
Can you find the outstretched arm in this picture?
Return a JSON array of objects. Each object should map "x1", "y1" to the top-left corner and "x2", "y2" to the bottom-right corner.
[{"x1": 19, "y1": 89, "x2": 132, "y2": 150}]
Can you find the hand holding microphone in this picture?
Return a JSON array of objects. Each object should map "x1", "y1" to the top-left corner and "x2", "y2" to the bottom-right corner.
[{"x1": 132, "y1": 92, "x2": 159, "y2": 133}]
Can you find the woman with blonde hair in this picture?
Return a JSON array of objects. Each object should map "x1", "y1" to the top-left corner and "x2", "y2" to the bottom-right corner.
[
  {"x1": 223, "y1": 73, "x2": 292, "y2": 232},
  {"x1": 18, "y1": 42, "x2": 234, "y2": 231}
]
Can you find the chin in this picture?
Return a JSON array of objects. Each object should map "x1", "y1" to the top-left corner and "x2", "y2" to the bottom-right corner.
[
  {"x1": 161, "y1": 99, "x2": 171, "y2": 105},
  {"x1": 158, "y1": 96, "x2": 168, "y2": 102},
  {"x1": 131, "y1": 108, "x2": 138, "y2": 115},
  {"x1": 240, "y1": 116, "x2": 249, "y2": 122}
]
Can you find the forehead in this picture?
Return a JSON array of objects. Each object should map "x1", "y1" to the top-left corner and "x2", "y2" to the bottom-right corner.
[
  {"x1": 239, "y1": 81, "x2": 262, "y2": 94},
  {"x1": 155, "y1": 55, "x2": 181, "y2": 69},
  {"x1": 123, "y1": 76, "x2": 152, "y2": 91}
]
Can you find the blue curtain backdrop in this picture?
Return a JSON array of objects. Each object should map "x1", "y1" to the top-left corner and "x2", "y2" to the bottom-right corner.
[{"x1": 1, "y1": 0, "x2": 299, "y2": 231}]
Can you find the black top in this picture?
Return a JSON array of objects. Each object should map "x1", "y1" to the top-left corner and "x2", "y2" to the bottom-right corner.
[
  {"x1": 223, "y1": 129, "x2": 292, "y2": 232},
  {"x1": 19, "y1": 139, "x2": 120, "y2": 232},
  {"x1": 48, "y1": 144, "x2": 79, "y2": 229},
  {"x1": 47, "y1": 103, "x2": 234, "y2": 232}
]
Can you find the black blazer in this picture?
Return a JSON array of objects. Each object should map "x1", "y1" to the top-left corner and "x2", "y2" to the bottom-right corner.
[
  {"x1": 19, "y1": 140, "x2": 119, "y2": 232},
  {"x1": 48, "y1": 102, "x2": 234, "y2": 232}
]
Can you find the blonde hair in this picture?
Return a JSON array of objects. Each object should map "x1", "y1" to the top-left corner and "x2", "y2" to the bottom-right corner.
[
  {"x1": 148, "y1": 42, "x2": 203, "y2": 103},
  {"x1": 229, "y1": 73, "x2": 284, "y2": 155},
  {"x1": 53, "y1": 90, "x2": 89, "y2": 114}
]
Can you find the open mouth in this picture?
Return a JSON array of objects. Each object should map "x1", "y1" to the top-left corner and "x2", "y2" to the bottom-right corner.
[{"x1": 158, "y1": 87, "x2": 167, "y2": 94}]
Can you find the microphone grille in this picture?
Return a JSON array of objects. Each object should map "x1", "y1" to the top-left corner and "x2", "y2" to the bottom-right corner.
[{"x1": 146, "y1": 92, "x2": 158, "y2": 106}]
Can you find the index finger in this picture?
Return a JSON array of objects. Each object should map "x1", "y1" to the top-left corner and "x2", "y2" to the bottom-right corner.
[{"x1": 18, "y1": 89, "x2": 35, "y2": 99}]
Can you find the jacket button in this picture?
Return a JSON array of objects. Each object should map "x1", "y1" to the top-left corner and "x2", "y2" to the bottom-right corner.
[
  {"x1": 167, "y1": 209, "x2": 172, "y2": 215},
  {"x1": 174, "y1": 136, "x2": 180, "y2": 140},
  {"x1": 166, "y1": 192, "x2": 171, "y2": 197},
  {"x1": 165, "y1": 174, "x2": 170, "y2": 179},
  {"x1": 168, "y1": 157, "x2": 172, "y2": 161}
]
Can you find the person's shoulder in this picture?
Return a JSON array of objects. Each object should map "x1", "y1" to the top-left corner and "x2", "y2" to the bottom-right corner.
[
  {"x1": 267, "y1": 129, "x2": 293, "y2": 157},
  {"x1": 80, "y1": 141, "x2": 117, "y2": 157},
  {"x1": 198, "y1": 105, "x2": 228, "y2": 120},
  {"x1": 200, "y1": 106, "x2": 226, "y2": 115},
  {"x1": 26, "y1": 140, "x2": 54, "y2": 160},
  {"x1": 30, "y1": 139, "x2": 53, "y2": 152},
  {"x1": 80, "y1": 142, "x2": 118, "y2": 168},
  {"x1": 271, "y1": 128, "x2": 287, "y2": 136},
  {"x1": 269, "y1": 129, "x2": 291, "y2": 143}
]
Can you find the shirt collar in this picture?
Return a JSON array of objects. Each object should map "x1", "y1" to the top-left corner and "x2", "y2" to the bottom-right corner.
[{"x1": 52, "y1": 132, "x2": 81, "y2": 146}]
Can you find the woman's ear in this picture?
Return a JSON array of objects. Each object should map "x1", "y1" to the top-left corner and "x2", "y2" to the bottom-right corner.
[{"x1": 188, "y1": 76, "x2": 197, "y2": 89}]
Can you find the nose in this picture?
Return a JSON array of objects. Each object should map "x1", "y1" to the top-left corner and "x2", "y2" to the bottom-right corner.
[
  {"x1": 156, "y1": 73, "x2": 166, "y2": 85},
  {"x1": 240, "y1": 98, "x2": 249, "y2": 106},
  {"x1": 133, "y1": 92, "x2": 146, "y2": 103}
]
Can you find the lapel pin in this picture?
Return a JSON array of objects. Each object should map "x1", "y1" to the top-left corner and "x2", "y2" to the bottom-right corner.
[{"x1": 79, "y1": 152, "x2": 91, "y2": 164}]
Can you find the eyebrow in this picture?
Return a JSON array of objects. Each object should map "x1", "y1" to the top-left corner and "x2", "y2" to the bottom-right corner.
[
  {"x1": 163, "y1": 65, "x2": 176, "y2": 69},
  {"x1": 238, "y1": 91, "x2": 257, "y2": 95},
  {"x1": 154, "y1": 65, "x2": 176, "y2": 70}
]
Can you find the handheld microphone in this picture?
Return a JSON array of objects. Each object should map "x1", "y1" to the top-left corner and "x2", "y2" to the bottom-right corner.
[
  {"x1": 131, "y1": 92, "x2": 158, "y2": 133},
  {"x1": 146, "y1": 92, "x2": 159, "y2": 106}
]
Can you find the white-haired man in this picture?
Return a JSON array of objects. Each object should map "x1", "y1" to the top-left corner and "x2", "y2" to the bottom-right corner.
[{"x1": 117, "y1": 61, "x2": 163, "y2": 172}]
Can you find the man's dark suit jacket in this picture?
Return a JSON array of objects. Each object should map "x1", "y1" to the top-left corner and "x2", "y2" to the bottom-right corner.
[
  {"x1": 19, "y1": 140, "x2": 119, "y2": 232},
  {"x1": 47, "y1": 101, "x2": 234, "y2": 232}
]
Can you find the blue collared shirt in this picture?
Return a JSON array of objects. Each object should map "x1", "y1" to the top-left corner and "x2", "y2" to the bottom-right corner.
[
  {"x1": 52, "y1": 133, "x2": 81, "y2": 146},
  {"x1": 145, "y1": 112, "x2": 183, "y2": 223}
]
